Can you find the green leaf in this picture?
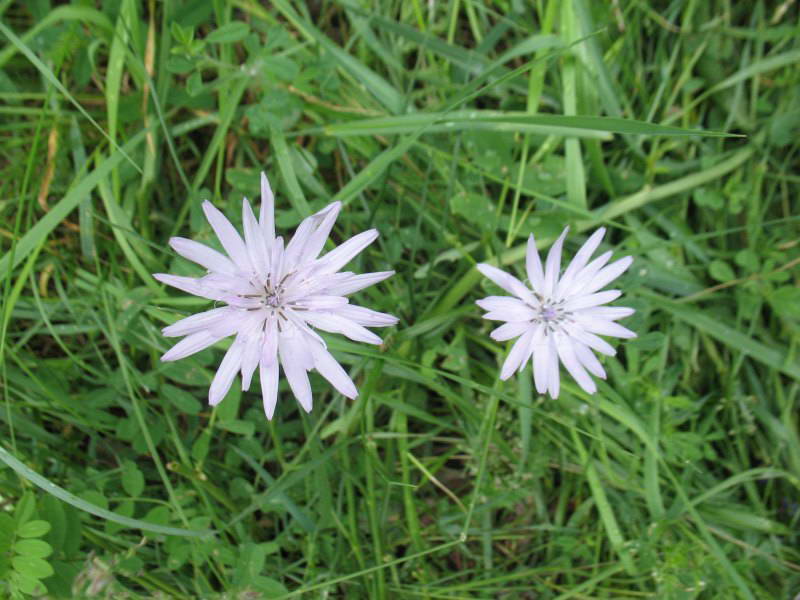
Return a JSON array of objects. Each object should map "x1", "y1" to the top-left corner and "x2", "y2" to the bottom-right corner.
[
  {"x1": 13, "y1": 492, "x2": 36, "y2": 526},
  {"x1": 769, "y1": 286, "x2": 800, "y2": 320},
  {"x1": 14, "y1": 573, "x2": 46, "y2": 595},
  {"x1": 16, "y1": 521, "x2": 50, "y2": 539},
  {"x1": 709, "y1": 259, "x2": 736, "y2": 282},
  {"x1": 163, "y1": 384, "x2": 202, "y2": 415},
  {"x1": 121, "y1": 461, "x2": 145, "y2": 497},
  {"x1": 14, "y1": 539, "x2": 52, "y2": 559},
  {"x1": 206, "y1": 22, "x2": 250, "y2": 43},
  {"x1": 12, "y1": 555, "x2": 54, "y2": 579}
]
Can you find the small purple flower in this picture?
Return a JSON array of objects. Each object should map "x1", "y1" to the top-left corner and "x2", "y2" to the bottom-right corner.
[
  {"x1": 476, "y1": 228, "x2": 635, "y2": 398},
  {"x1": 154, "y1": 173, "x2": 397, "y2": 419}
]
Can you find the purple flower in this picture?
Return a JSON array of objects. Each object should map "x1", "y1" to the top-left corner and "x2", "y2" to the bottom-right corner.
[
  {"x1": 154, "y1": 173, "x2": 397, "y2": 419},
  {"x1": 476, "y1": 228, "x2": 635, "y2": 398}
]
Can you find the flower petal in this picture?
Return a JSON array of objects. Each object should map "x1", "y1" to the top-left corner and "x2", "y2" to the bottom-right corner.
[
  {"x1": 202, "y1": 200, "x2": 252, "y2": 273},
  {"x1": 240, "y1": 331, "x2": 262, "y2": 391},
  {"x1": 564, "y1": 290, "x2": 622, "y2": 312},
  {"x1": 315, "y1": 229, "x2": 379, "y2": 275},
  {"x1": 546, "y1": 334, "x2": 560, "y2": 398},
  {"x1": 561, "y1": 250, "x2": 612, "y2": 298},
  {"x1": 532, "y1": 332, "x2": 552, "y2": 395},
  {"x1": 525, "y1": 234, "x2": 545, "y2": 292},
  {"x1": 574, "y1": 316, "x2": 637, "y2": 339},
  {"x1": 280, "y1": 335, "x2": 313, "y2": 412},
  {"x1": 556, "y1": 228, "x2": 605, "y2": 299},
  {"x1": 543, "y1": 227, "x2": 568, "y2": 298},
  {"x1": 302, "y1": 312, "x2": 383, "y2": 345},
  {"x1": 303, "y1": 202, "x2": 342, "y2": 262},
  {"x1": 573, "y1": 340, "x2": 606, "y2": 379},
  {"x1": 555, "y1": 333, "x2": 596, "y2": 394},
  {"x1": 209, "y1": 342, "x2": 244, "y2": 406},
  {"x1": 161, "y1": 331, "x2": 223, "y2": 362},
  {"x1": 581, "y1": 306, "x2": 635, "y2": 321},
  {"x1": 334, "y1": 304, "x2": 398, "y2": 327},
  {"x1": 322, "y1": 271, "x2": 395, "y2": 296},
  {"x1": 476, "y1": 296, "x2": 536, "y2": 322},
  {"x1": 500, "y1": 325, "x2": 537, "y2": 380},
  {"x1": 168, "y1": 237, "x2": 237, "y2": 275},
  {"x1": 490, "y1": 321, "x2": 530, "y2": 342},
  {"x1": 582, "y1": 256, "x2": 633, "y2": 296},
  {"x1": 259, "y1": 359, "x2": 279, "y2": 420},
  {"x1": 162, "y1": 307, "x2": 231, "y2": 337},
  {"x1": 310, "y1": 342, "x2": 358, "y2": 399},
  {"x1": 242, "y1": 197, "x2": 270, "y2": 281},
  {"x1": 476, "y1": 263, "x2": 536, "y2": 304}
]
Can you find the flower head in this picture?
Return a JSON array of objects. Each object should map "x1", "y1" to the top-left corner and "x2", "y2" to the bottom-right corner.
[
  {"x1": 476, "y1": 228, "x2": 635, "y2": 398},
  {"x1": 154, "y1": 173, "x2": 397, "y2": 419}
]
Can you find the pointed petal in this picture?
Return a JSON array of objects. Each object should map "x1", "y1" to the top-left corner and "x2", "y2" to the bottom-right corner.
[
  {"x1": 500, "y1": 326, "x2": 536, "y2": 380},
  {"x1": 525, "y1": 234, "x2": 545, "y2": 292},
  {"x1": 315, "y1": 229, "x2": 379, "y2": 274},
  {"x1": 476, "y1": 296, "x2": 536, "y2": 322},
  {"x1": 575, "y1": 316, "x2": 637, "y2": 339},
  {"x1": 280, "y1": 336, "x2": 313, "y2": 412},
  {"x1": 546, "y1": 334, "x2": 560, "y2": 398},
  {"x1": 334, "y1": 304, "x2": 399, "y2": 327},
  {"x1": 162, "y1": 307, "x2": 231, "y2": 337},
  {"x1": 202, "y1": 200, "x2": 252, "y2": 273},
  {"x1": 261, "y1": 315, "x2": 278, "y2": 366},
  {"x1": 532, "y1": 332, "x2": 551, "y2": 395},
  {"x1": 573, "y1": 341, "x2": 606, "y2": 379},
  {"x1": 242, "y1": 197, "x2": 269, "y2": 280},
  {"x1": 209, "y1": 342, "x2": 244, "y2": 406},
  {"x1": 240, "y1": 332, "x2": 262, "y2": 391},
  {"x1": 168, "y1": 237, "x2": 237, "y2": 275},
  {"x1": 476, "y1": 263, "x2": 537, "y2": 304},
  {"x1": 259, "y1": 172, "x2": 275, "y2": 244},
  {"x1": 581, "y1": 306, "x2": 635, "y2": 321},
  {"x1": 310, "y1": 342, "x2": 358, "y2": 399},
  {"x1": 303, "y1": 202, "x2": 342, "y2": 262},
  {"x1": 283, "y1": 214, "x2": 318, "y2": 271},
  {"x1": 490, "y1": 321, "x2": 530, "y2": 342},
  {"x1": 582, "y1": 256, "x2": 633, "y2": 295},
  {"x1": 564, "y1": 290, "x2": 622, "y2": 312},
  {"x1": 556, "y1": 333, "x2": 596, "y2": 394},
  {"x1": 259, "y1": 359, "x2": 279, "y2": 420},
  {"x1": 556, "y1": 228, "x2": 605, "y2": 299},
  {"x1": 561, "y1": 250, "x2": 612, "y2": 298},
  {"x1": 302, "y1": 312, "x2": 383, "y2": 345},
  {"x1": 563, "y1": 322, "x2": 616, "y2": 356},
  {"x1": 543, "y1": 227, "x2": 568, "y2": 298},
  {"x1": 321, "y1": 271, "x2": 395, "y2": 296},
  {"x1": 161, "y1": 331, "x2": 224, "y2": 362}
]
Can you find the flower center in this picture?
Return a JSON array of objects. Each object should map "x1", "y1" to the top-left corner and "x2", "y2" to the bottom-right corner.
[{"x1": 264, "y1": 292, "x2": 281, "y2": 308}]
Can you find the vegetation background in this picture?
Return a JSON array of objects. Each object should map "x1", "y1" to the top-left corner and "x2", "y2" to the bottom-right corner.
[{"x1": 1, "y1": 0, "x2": 799, "y2": 597}]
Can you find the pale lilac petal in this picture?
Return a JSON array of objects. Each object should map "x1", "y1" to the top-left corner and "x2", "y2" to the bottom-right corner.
[
  {"x1": 280, "y1": 334, "x2": 313, "y2": 412},
  {"x1": 574, "y1": 317, "x2": 637, "y2": 339},
  {"x1": 259, "y1": 359, "x2": 279, "y2": 420},
  {"x1": 284, "y1": 215, "x2": 318, "y2": 271},
  {"x1": 546, "y1": 335, "x2": 560, "y2": 398},
  {"x1": 334, "y1": 304, "x2": 398, "y2": 327},
  {"x1": 242, "y1": 197, "x2": 269, "y2": 280},
  {"x1": 291, "y1": 295, "x2": 349, "y2": 311},
  {"x1": 556, "y1": 228, "x2": 605, "y2": 299},
  {"x1": 161, "y1": 331, "x2": 224, "y2": 362},
  {"x1": 555, "y1": 333, "x2": 596, "y2": 394},
  {"x1": 581, "y1": 306, "x2": 635, "y2": 321},
  {"x1": 168, "y1": 237, "x2": 237, "y2": 275},
  {"x1": 162, "y1": 307, "x2": 231, "y2": 337},
  {"x1": 240, "y1": 332, "x2": 262, "y2": 391},
  {"x1": 202, "y1": 200, "x2": 252, "y2": 273},
  {"x1": 564, "y1": 290, "x2": 622, "y2": 312},
  {"x1": 154, "y1": 273, "x2": 231, "y2": 304},
  {"x1": 315, "y1": 229, "x2": 379, "y2": 274},
  {"x1": 322, "y1": 271, "x2": 394, "y2": 296},
  {"x1": 525, "y1": 234, "x2": 545, "y2": 292},
  {"x1": 582, "y1": 256, "x2": 633, "y2": 295},
  {"x1": 500, "y1": 326, "x2": 536, "y2": 380},
  {"x1": 563, "y1": 323, "x2": 616, "y2": 356},
  {"x1": 261, "y1": 315, "x2": 278, "y2": 366},
  {"x1": 490, "y1": 321, "x2": 529, "y2": 342},
  {"x1": 302, "y1": 312, "x2": 383, "y2": 345},
  {"x1": 542, "y1": 228, "x2": 568, "y2": 298},
  {"x1": 561, "y1": 250, "x2": 612, "y2": 298},
  {"x1": 302, "y1": 202, "x2": 342, "y2": 262},
  {"x1": 209, "y1": 342, "x2": 244, "y2": 405},
  {"x1": 476, "y1": 264, "x2": 536, "y2": 304},
  {"x1": 573, "y1": 341, "x2": 606, "y2": 379},
  {"x1": 310, "y1": 342, "x2": 357, "y2": 399},
  {"x1": 532, "y1": 334, "x2": 551, "y2": 395},
  {"x1": 259, "y1": 172, "x2": 275, "y2": 243},
  {"x1": 476, "y1": 296, "x2": 536, "y2": 321}
]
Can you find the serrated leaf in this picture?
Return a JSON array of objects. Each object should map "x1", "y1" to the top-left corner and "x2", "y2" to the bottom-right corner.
[
  {"x1": 14, "y1": 539, "x2": 52, "y2": 559},
  {"x1": 12, "y1": 555, "x2": 54, "y2": 579},
  {"x1": 17, "y1": 520, "x2": 50, "y2": 538},
  {"x1": 206, "y1": 22, "x2": 250, "y2": 43}
]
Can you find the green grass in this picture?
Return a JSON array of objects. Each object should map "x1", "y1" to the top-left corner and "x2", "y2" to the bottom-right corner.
[{"x1": 1, "y1": 0, "x2": 799, "y2": 597}]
